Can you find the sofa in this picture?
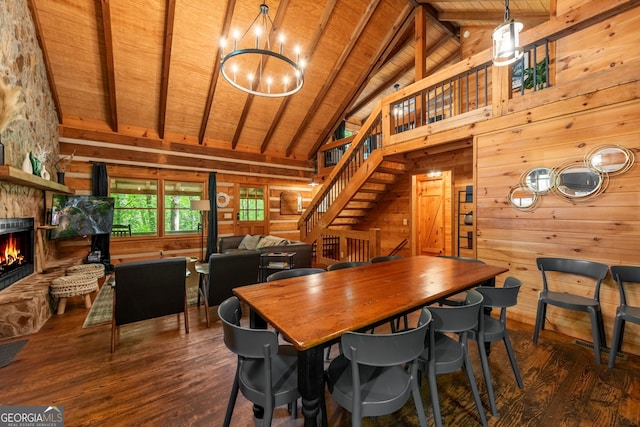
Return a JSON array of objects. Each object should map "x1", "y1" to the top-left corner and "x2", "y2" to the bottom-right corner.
[{"x1": 218, "y1": 234, "x2": 313, "y2": 268}]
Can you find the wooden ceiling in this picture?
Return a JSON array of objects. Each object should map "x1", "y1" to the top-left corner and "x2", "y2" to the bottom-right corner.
[{"x1": 27, "y1": 0, "x2": 549, "y2": 163}]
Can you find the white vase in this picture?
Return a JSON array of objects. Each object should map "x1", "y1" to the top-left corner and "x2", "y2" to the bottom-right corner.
[{"x1": 22, "y1": 154, "x2": 33, "y2": 174}]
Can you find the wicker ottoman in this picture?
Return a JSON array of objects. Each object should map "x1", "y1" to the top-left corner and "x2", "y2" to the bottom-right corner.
[
  {"x1": 66, "y1": 263, "x2": 105, "y2": 280},
  {"x1": 50, "y1": 273, "x2": 99, "y2": 315}
]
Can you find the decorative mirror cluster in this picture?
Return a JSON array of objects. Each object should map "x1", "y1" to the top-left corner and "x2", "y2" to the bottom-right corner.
[{"x1": 508, "y1": 144, "x2": 635, "y2": 210}]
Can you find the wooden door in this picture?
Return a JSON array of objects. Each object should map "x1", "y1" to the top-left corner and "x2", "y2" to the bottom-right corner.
[
  {"x1": 234, "y1": 184, "x2": 268, "y2": 236},
  {"x1": 416, "y1": 174, "x2": 447, "y2": 256}
]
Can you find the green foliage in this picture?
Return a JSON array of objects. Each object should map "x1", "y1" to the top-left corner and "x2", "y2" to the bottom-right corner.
[{"x1": 524, "y1": 60, "x2": 547, "y2": 90}]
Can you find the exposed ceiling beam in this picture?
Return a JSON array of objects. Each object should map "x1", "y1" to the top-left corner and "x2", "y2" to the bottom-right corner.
[
  {"x1": 158, "y1": 0, "x2": 176, "y2": 140},
  {"x1": 346, "y1": 61, "x2": 413, "y2": 119},
  {"x1": 26, "y1": 0, "x2": 62, "y2": 124},
  {"x1": 419, "y1": 2, "x2": 458, "y2": 38},
  {"x1": 260, "y1": 0, "x2": 339, "y2": 154},
  {"x1": 199, "y1": 0, "x2": 235, "y2": 145},
  {"x1": 344, "y1": 16, "x2": 415, "y2": 118},
  {"x1": 308, "y1": 2, "x2": 415, "y2": 159},
  {"x1": 438, "y1": 11, "x2": 549, "y2": 25},
  {"x1": 285, "y1": 0, "x2": 383, "y2": 157},
  {"x1": 100, "y1": 0, "x2": 118, "y2": 132}
]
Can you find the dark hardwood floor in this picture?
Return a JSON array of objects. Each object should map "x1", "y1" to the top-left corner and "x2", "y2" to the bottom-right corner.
[{"x1": 1, "y1": 285, "x2": 639, "y2": 427}]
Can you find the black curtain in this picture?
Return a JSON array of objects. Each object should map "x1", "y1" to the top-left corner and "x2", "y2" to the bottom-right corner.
[
  {"x1": 91, "y1": 163, "x2": 112, "y2": 270},
  {"x1": 205, "y1": 172, "x2": 218, "y2": 260}
]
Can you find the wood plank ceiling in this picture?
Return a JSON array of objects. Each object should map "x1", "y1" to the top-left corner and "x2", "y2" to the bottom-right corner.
[{"x1": 27, "y1": 0, "x2": 549, "y2": 163}]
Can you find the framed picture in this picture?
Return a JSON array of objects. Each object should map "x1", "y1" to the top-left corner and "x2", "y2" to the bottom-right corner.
[{"x1": 511, "y1": 54, "x2": 528, "y2": 90}]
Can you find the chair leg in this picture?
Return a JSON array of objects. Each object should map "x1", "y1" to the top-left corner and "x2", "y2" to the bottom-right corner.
[
  {"x1": 183, "y1": 300, "x2": 190, "y2": 333},
  {"x1": 533, "y1": 300, "x2": 546, "y2": 344},
  {"x1": 608, "y1": 317, "x2": 623, "y2": 368},
  {"x1": 596, "y1": 309, "x2": 607, "y2": 349},
  {"x1": 588, "y1": 308, "x2": 602, "y2": 364},
  {"x1": 463, "y1": 349, "x2": 488, "y2": 427},
  {"x1": 427, "y1": 368, "x2": 443, "y2": 427},
  {"x1": 503, "y1": 331, "x2": 524, "y2": 388},
  {"x1": 476, "y1": 338, "x2": 498, "y2": 417},
  {"x1": 410, "y1": 364, "x2": 429, "y2": 427},
  {"x1": 223, "y1": 369, "x2": 240, "y2": 427}
]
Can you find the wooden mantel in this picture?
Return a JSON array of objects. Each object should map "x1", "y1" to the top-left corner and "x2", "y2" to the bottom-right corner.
[{"x1": 0, "y1": 165, "x2": 73, "y2": 194}]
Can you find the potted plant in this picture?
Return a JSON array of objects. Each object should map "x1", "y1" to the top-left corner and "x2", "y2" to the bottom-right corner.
[
  {"x1": 55, "y1": 149, "x2": 75, "y2": 184},
  {"x1": 524, "y1": 59, "x2": 547, "y2": 90}
]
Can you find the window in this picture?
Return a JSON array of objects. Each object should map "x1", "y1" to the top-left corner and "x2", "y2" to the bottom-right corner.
[
  {"x1": 164, "y1": 181, "x2": 204, "y2": 234},
  {"x1": 110, "y1": 178, "x2": 158, "y2": 236},
  {"x1": 109, "y1": 177, "x2": 204, "y2": 237},
  {"x1": 238, "y1": 187, "x2": 264, "y2": 221}
]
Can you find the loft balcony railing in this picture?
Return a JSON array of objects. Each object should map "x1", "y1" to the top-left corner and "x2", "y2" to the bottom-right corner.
[{"x1": 304, "y1": 41, "x2": 551, "y2": 241}]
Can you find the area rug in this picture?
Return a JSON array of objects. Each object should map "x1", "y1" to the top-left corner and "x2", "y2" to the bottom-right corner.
[
  {"x1": 0, "y1": 339, "x2": 28, "y2": 368},
  {"x1": 83, "y1": 285, "x2": 199, "y2": 328}
]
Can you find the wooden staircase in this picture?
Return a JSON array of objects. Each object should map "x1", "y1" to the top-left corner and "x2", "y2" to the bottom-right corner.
[
  {"x1": 299, "y1": 104, "x2": 411, "y2": 244},
  {"x1": 332, "y1": 159, "x2": 408, "y2": 226}
]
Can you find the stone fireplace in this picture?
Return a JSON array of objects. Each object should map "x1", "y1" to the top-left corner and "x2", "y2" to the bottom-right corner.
[{"x1": 0, "y1": 218, "x2": 35, "y2": 292}]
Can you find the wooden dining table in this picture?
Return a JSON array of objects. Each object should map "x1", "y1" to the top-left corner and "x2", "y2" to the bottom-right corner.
[{"x1": 233, "y1": 255, "x2": 508, "y2": 426}]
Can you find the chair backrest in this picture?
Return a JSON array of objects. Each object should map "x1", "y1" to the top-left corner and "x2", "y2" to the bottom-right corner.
[
  {"x1": 428, "y1": 289, "x2": 483, "y2": 333},
  {"x1": 437, "y1": 255, "x2": 494, "y2": 287},
  {"x1": 208, "y1": 251, "x2": 260, "y2": 306},
  {"x1": 341, "y1": 308, "x2": 432, "y2": 367},
  {"x1": 437, "y1": 255, "x2": 485, "y2": 264},
  {"x1": 536, "y1": 257, "x2": 609, "y2": 299},
  {"x1": 475, "y1": 276, "x2": 522, "y2": 309},
  {"x1": 218, "y1": 296, "x2": 279, "y2": 359},
  {"x1": 327, "y1": 261, "x2": 370, "y2": 271},
  {"x1": 266, "y1": 267, "x2": 325, "y2": 281},
  {"x1": 610, "y1": 265, "x2": 640, "y2": 307},
  {"x1": 114, "y1": 257, "x2": 186, "y2": 326},
  {"x1": 370, "y1": 255, "x2": 403, "y2": 263}
]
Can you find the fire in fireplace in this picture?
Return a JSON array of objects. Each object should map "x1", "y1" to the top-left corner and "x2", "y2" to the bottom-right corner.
[{"x1": 0, "y1": 218, "x2": 35, "y2": 292}]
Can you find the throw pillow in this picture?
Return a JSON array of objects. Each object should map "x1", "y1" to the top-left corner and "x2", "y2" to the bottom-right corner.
[
  {"x1": 238, "y1": 234, "x2": 262, "y2": 250},
  {"x1": 256, "y1": 235, "x2": 287, "y2": 249}
]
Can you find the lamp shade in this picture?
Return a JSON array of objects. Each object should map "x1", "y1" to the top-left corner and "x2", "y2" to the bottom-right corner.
[
  {"x1": 492, "y1": 20, "x2": 524, "y2": 66},
  {"x1": 190, "y1": 199, "x2": 210, "y2": 211}
]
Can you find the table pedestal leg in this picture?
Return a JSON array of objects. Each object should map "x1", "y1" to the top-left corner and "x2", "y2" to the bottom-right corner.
[{"x1": 299, "y1": 346, "x2": 325, "y2": 427}]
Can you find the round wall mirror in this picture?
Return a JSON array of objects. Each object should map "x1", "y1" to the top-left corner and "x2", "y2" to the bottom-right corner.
[
  {"x1": 508, "y1": 185, "x2": 538, "y2": 210},
  {"x1": 521, "y1": 167, "x2": 555, "y2": 194},
  {"x1": 586, "y1": 144, "x2": 634, "y2": 176},
  {"x1": 555, "y1": 162, "x2": 607, "y2": 200}
]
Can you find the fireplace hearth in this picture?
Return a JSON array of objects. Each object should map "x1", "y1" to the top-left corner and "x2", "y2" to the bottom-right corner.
[{"x1": 0, "y1": 218, "x2": 35, "y2": 292}]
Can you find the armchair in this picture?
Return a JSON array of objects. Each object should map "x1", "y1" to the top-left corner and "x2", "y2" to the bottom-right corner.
[{"x1": 111, "y1": 257, "x2": 189, "y2": 352}]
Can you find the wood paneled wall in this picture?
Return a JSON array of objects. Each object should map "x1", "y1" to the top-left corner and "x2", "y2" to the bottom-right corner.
[
  {"x1": 476, "y1": 100, "x2": 640, "y2": 357},
  {"x1": 357, "y1": 146, "x2": 473, "y2": 257},
  {"x1": 56, "y1": 161, "x2": 314, "y2": 265}
]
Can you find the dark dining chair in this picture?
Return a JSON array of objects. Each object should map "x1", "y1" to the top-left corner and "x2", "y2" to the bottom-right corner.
[
  {"x1": 327, "y1": 261, "x2": 370, "y2": 271},
  {"x1": 418, "y1": 289, "x2": 487, "y2": 427},
  {"x1": 369, "y1": 255, "x2": 403, "y2": 263},
  {"x1": 218, "y1": 296, "x2": 299, "y2": 427},
  {"x1": 469, "y1": 276, "x2": 524, "y2": 416},
  {"x1": 265, "y1": 267, "x2": 326, "y2": 281},
  {"x1": 608, "y1": 265, "x2": 640, "y2": 368},
  {"x1": 325, "y1": 307, "x2": 432, "y2": 427},
  {"x1": 533, "y1": 257, "x2": 609, "y2": 364}
]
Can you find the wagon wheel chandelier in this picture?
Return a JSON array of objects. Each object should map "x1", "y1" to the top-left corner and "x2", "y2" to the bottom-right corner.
[{"x1": 220, "y1": 2, "x2": 305, "y2": 97}]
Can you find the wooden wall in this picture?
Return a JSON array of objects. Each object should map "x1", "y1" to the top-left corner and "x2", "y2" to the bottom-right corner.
[
  {"x1": 359, "y1": 3, "x2": 640, "y2": 357},
  {"x1": 476, "y1": 101, "x2": 640, "y2": 357},
  {"x1": 357, "y1": 146, "x2": 473, "y2": 257},
  {"x1": 56, "y1": 159, "x2": 315, "y2": 265}
]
